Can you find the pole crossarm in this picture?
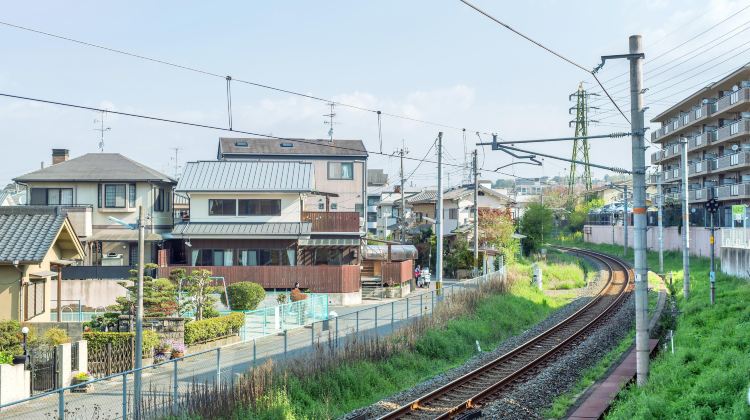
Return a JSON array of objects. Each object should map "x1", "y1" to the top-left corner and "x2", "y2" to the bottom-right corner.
[
  {"x1": 593, "y1": 53, "x2": 646, "y2": 73},
  {"x1": 493, "y1": 144, "x2": 635, "y2": 174},
  {"x1": 475, "y1": 132, "x2": 634, "y2": 146}
]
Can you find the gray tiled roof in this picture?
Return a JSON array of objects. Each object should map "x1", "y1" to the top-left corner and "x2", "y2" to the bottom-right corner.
[
  {"x1": 173, "y1": 222, "x2": 311, "y2": 237},
  {"x1": 218, "y1": 138, "x2": 368, "y2": 158},
  {"x1": 406, "y1": 190, "x2": 437, "y2": 204},
  {"x1": 176, "y1": 161, "x2": 314, "y2": 192},
  {"x1": 0, "y1": 206, "x2": 65, "y2": 263},
  {"x1": 14, "y1": 153, "x2": 175, "y2": 183}
]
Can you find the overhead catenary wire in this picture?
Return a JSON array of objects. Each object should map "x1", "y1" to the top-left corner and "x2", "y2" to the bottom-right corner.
[
  {"x1": 459, "y1": 0, "x2": 630, "y2": 125},
  {"x1": 0, "y1": 19, "x2": 495, "y2": 136}
]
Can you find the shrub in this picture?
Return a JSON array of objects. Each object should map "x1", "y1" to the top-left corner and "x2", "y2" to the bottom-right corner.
[
  {"x1": 184, "y1": 312, "x2": 244, "y2": 346},
  {"x1": 222, "y1": 282, "x2": 266, "y2": 310},
  {"x1": 0, "y1": 320, "x2": 22, "y2": 355},
  {"x1": 0, "y1": 351, "x2": 13, "y2": 365},
  {"x1": 276, "y1": 294, "x2": 288, "y2": 305},
  {"x1": 42, "y1": 328, "x2": 71, "y2": 345},
  {"x1": 83, "y1": 330, "x2": 159, "y2": 358}
]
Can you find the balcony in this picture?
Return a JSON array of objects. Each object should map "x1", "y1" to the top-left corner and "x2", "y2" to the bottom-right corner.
[
  {"x1": 712, "y1": 151, "x2": 750, "y2": 174},
  {"x1": 652, "y1": 103, "x2": 713, "y2": 143},
  {"x1": 688, "y1": 160, "x2": 708, "y2": 176},
  {"x1": 649, "y1": 173, "x2": 664, "y2": 184},
  {"x1": 688, "y1": 188, "x2": 708, "y2": 203},
  {"x1": 716, "y1": 182, "x2": 750, "y2": 200},
  {"x1": 663, "y1": 167, "x2": 681, "y2": 182},
  {"x1": 650, "y1": 150, "x2": 664, "y2": 164},
  {"x1": 714, "y1": 119, "x2": 750, "y2": 145},
  {"x1": 715, "y1": 87, "x2": 750, "y2": 116},
  {"x1": 301, "y1": 211, "x2": 361, "y2": 233}
]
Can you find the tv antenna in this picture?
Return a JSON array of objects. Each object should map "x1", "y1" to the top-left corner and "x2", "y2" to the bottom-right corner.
[
  {"x1": 170, "y1": 147, "x2": 182, "y2": 179},
  {"x1": 323, "y1": 102, "x2": 337, "y2": 142},
  {"x1": 93, "y1": 111, "x2": 111, "y2": 152}
]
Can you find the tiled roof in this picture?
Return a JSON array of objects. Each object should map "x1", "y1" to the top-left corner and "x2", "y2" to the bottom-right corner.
[
  {"x1": 172, "y1": 222, "x2": 311, "y2": 237},
  {"x1": 176, "y1": 161, "x2": 314, "y2": 192},
  {"x1": 14, "y1": 153, "x2": 175, "y2": 183},
  {"x1": 406, "y1": 190, "x2": 437, "y2": 204},
  {"x1": 0, "y1": 206, "x2": 65, "y2": 263},
  {"x1": 218, "y1": 138, "x2": 368, "y2": 158}
]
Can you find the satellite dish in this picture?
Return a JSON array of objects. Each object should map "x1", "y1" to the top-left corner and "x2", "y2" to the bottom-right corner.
[{"x1": 733, "y1": 144, "x2": 740, "y2": 151}]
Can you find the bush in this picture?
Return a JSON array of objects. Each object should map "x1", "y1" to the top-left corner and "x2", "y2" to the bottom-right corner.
[
  {"x1": 222, "y1": 282, "x2": 266, "y2": 310},
  {"x1": 83, "y1": 330, "x2": 159, "y2": 358},
  {"x1": 0, "y1": 320, "x2": 22, "y2": 355},
  {"x1": 42, "y1": 328, "x2": 71, "y2": 345},
  {"x1": 184, "y1": 313, "x2": 245, "y2": 346},
  {"x1": 0, "y1": 351, "x2": 13, "y2": 365}
]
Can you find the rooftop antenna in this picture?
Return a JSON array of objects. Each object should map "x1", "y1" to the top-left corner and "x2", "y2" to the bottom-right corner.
[
  {"x1": 170, "y1": 147, "x2": 182, "y2": 179},
  {"x1": 323, "y1": 102, "x2": 337, "y2": 142},
  {"x1": 93, "y1": 110, "x2": 111, "y2": 152}
]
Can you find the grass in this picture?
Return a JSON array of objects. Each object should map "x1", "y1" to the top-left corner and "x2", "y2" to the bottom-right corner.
[
  {"x1": 160, "y1": 264, "x2": 575, "y2": 419},
  {"x1": 541, "y1": 249, "x2": 597, "y2": 290},
  {"x1": 556, "y1": 238, "x2": 750, "y2": 419}
]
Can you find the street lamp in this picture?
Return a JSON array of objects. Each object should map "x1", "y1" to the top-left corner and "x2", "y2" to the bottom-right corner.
[
  {"x1": 108, "y1": 208, "x2": 145, "y2": 417},
  {"x1": 21, "y1": 326, "x2": 29, "y2": 354}
]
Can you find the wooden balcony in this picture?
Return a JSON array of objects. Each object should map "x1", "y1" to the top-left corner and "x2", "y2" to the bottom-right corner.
[
  {"x1": 301, "y1": 211, "x2": 360, "y2": 233},
  {"x1": 158, "y1": 264, "x2": 361, "y2": 293}
]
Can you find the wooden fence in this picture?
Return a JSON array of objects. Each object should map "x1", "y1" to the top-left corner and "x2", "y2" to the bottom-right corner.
[{"x1": 301, "y1": 211, "x2": 360, "y2": 232}]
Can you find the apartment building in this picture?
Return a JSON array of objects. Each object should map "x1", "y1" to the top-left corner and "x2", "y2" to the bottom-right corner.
[{"x1": 650, "y1": 65, "x2": 750, "y2": 227}]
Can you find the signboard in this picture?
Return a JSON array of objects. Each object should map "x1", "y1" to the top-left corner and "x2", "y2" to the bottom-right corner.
[{"x1": 732, "y1": 205, "x2": 747, "y2": 228}]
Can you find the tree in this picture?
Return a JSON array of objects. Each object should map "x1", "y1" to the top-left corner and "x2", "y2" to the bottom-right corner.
[
  {"x1": 114, "y1": 263, "x2": 178, "y2": 317},
  {"x1": 444, "y1": 236, "x2": 474, "y2": 276},
  {"x1": 171, "y1": 268, "x2": 218, "y2": 320},
  {"x1": 520, "y1": 203, "x2": 554, "y2": 254},
  {"x1": 568, "y1": 198, "x2": 604, "y2": 233},
  {"x1": 478, "y1": 208, "x2": 519, "y2": 264}
]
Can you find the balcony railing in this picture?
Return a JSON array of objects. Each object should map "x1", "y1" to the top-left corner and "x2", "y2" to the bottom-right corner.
[
  {"x1": 716, "y1": 182, "x2": 750, "y2": 199},
  {"x1": 301, "y1": 211, "x2": 361, "y2": 233},
  {"x1": 715, "y1": 119, "x2": 750, "y2": 144},
  {"x1": 713, "y1": 151, "x2": 750, "y2": 173},
  {"x1": 716, "y1": 87, "x2": 750, "y2": 114},
  {"x1": 652, "y1": 103, "x2": 713, "y2": 142}
]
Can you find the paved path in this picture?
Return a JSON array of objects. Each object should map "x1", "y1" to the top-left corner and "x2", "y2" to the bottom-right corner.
[{"x1": 0, "y1": 277, "x2": 488, "y2": 419}]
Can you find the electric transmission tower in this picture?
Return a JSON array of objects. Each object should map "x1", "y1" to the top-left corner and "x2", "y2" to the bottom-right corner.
[{"x1": 567, "y1": 83, "x2": 598, "y2": 195}]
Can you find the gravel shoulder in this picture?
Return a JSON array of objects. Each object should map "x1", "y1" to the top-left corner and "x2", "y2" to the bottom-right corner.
[{"x1": 342, "y1": 254, "x2": 611, "y2": 420}]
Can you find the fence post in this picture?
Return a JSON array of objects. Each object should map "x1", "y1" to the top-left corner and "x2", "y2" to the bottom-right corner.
[
  {"x1": 431, "y1": 291, "x2": 435, "y2": 314},
  {"x1": 106, "y1": 342, "x2": 112, "y2": 376},
  {"x1": 311, "y1": 321, "x2": 315, "y2": 347},
  {"x1": 335, "y1": 316, "x2": 339, "y2": 348},
  {"x1": 284, "y1": 329, "x2": 288, "y2": 358},
  {"x1": 58, "y1": 388, "x2": 65, "y2": 420},
  {"x1": 253, "y1": 338, "x2": 257, "y2": 366},
  {"x1": 172, "y1": 359, "x2": 178, "y2": 415},
  {"x1": 391, "y1": 301, "x2": 395, "y2": 333},
  {"x1": 216, "y1": 347, "x2": 221, "y2": 384},
  {"x1": 420, "y1": 293, "x2": 423, "y2": 316},
  {"x1": 406, "y1": 296, "x2": 410, "y2": 319},
  {"x1": 374, "y1": 305, "x2": 378, "y2": 334},
  {"x1": 122, "y1": 372, "x2": 128, "y2": 419},
  {"x1": 356, "y1": 311, "x2": 359, "y2": 333}
]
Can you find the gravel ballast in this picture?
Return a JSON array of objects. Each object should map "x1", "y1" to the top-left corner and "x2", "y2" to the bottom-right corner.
[{"x1": 343, "y1": 254, "x2": 619, "y2": 420}]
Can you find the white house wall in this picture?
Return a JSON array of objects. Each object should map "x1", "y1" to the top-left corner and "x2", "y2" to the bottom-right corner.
[{"x1": 188, "y1": 192, "x2": 302, "y2": 223}]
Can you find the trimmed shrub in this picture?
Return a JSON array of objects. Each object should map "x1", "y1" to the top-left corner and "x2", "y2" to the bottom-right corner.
[
  {"x1": 42, "y1": 328, "x2": 71, "y2": 345},
  {"x1": 184, "y1": 312, "x2": 245, "y2": 346},
  {"x1": 223, "y1": 282, "x2": 266, "y2": 310},
  {"x1": 0, "y1": 320, "x2": 22, "y2": 355},
  {"x1": 83, "y1": 330, "x2": 159, "y2": 357}
]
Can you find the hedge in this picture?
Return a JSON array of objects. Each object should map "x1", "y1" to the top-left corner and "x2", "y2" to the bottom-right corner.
[
  {"x1": 184, "y1": 312, "x2": 244, "y2": 346},
  {"x1": 83, "y1": 330, "x2": 159, "y2": 357},
  {"x1": 0, "y1": 320, "x2": 22, "y2": 355},
  {"x1": 222, "y1": 282, "x2": 265, "y2": 310}
]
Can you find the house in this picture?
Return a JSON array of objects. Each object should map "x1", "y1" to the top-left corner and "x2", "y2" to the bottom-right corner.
[
  {"x1": 217, "y1": 138, "x2": 368, "y2": 217},
  {"x1": 168, "y1": 160, "x2": 362, "y2": 305},
  {"x1": 366, "y1": 169, "x2": 389, "y2": 236},
  {"x1": 13, "y1": 150, "x2": 177, "y2": 265},
  {"x1": 0, "y1": 184, "x2": 27, "y2": 206},
  {"x1": 375, "y1": 187, "x2": 421, "y2": 239},
  {"x1": 442, "y1": 184, "x2": 514, "y2": 234},
  {"x1": 0, "y1": 206, "x2": 84, "y2": 322}
]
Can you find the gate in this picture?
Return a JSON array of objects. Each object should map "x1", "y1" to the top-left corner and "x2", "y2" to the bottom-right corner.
[{"x1": 29, "y1": 345, "x2": 58, "y2": 394}]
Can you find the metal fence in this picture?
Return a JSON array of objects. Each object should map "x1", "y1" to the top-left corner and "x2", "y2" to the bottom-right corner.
[
  {"x1": 238, "y1": 293, "x2": 328, "y2": 340},
  {"x1": 0, "y1": 269, "x2": 504, "y2": 419}
]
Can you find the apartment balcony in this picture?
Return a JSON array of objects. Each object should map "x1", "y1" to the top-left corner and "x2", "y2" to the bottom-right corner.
[
  {"x1": 714, "y1": 87, "x2": 750, "y2": 117},
  {"x1": 687, "y1": 131, "x2": 716, "y2": 152},
  {"x1": 688, "y1": 160, "x2": 708, "y2": 176},
  {"x1": 650, "y1": 150, "x2": 665, "y2": 164},
  {"x1": 651, "y1": 103, "x2": 712, "y2": 142},
  {"x1": 688, "y1": 188, "x2": 709, "y2": 203},
  {"x1": 663, "y1": 167, "x2": 681, "y2": 182},
  {"x1": 712, "y1": 151, "x2": 750, "y2": 174},
  {"x1": 649, "y1": 173, "x2": 664, "y2": 184},
  {"x1": 713, "y1": 119, "x2": 750, "y2": 146},
  {"x1": 716, "y1": 183, "x2": 750, "y2": 200},
  {"x1": 301, "y1": 211, "x2": 361, "y2": 233}
]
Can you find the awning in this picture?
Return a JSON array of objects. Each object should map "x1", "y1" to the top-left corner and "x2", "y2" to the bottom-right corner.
[
  {"x1": 89, "y1": 230, "x2": 164, "y2": 242},
  {"x1": 298, "y1": 238, "x2": 360, "y2": 247},
  {"x1": 172, "y1": 222, "x2": 311, "y2": 238},
  {"x1": 29, "y1": 270, "x2": 58, "y2": 278},
  {"x1": 362, "y1": 245, "x2": 418, "y2": 261}
]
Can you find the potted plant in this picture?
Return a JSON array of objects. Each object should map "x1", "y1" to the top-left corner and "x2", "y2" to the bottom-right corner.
[
  {"x1": 170, "y1": 342, "x2": 186, "y2": 359},
  {"x1": 11, "y1": 354, "x2": 27, "y2": 365},
  {"x1": 153, "y1": 341, "x2": 172, "y2": 364},
  {"x1": 71, "y1": 371, "x2": 93, "y2": 393}
]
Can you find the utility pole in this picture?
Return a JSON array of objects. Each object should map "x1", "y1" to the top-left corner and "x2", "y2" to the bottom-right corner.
[
  {"x1": 681, "y1": 136, "x2": 690, "y2": 300},
  {"x1": 396, "y1": 141, "x2": 409, "y2": 242},
  {"x1": 657, "y1": 173, "x2": 664, "y2": 273},
  {"x1": 134, "y1": 206, "x2": 145, "y2": 418},
  {"x1": 472, "y1": 149, "x2": 479, "y2": 269},
  {"x1": 627, "y1": 35, "x2": 649, "y2": 387},
  {"x1": 436, "y1": 133, "x2": 444, "y2": 292},
  {"x1": 623, "y1": 184, "x2": 628, "y2": 257}
]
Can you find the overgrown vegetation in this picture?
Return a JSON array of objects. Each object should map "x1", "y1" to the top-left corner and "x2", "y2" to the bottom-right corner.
[
  {"x1": 520, "y1": 203, "x2": 554, "y2": 254},
  {"x1": 151, "y1": 265, "x2": 573, "y2": 419},
  {"x1": 558, "y1": 240, "x2": 750, "y2": 419}
]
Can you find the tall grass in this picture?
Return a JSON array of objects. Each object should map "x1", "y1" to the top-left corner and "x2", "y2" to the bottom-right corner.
[
  {"x1": 150, "y1": 267, "x2": 570, "y2": 419},
  {"x1": 559, "y1": 240, "x2": 750, "y2": 419}
]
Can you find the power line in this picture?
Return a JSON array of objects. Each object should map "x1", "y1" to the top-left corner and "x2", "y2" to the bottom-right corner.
[
  {"x1": 459, "y1": 0, "x2": 630, "y2": 124},
  {"x1": 0, "y1": 19, "x2": 495, "y2": 136}
]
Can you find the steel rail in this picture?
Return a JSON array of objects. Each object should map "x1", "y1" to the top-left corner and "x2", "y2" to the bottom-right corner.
[{"x1": 378, "y1": 248, "x2": 632, "y2": 420}]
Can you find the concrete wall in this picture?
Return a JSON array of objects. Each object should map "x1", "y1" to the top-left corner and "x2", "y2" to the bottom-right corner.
[
  {"x1": 51, "y1": 279, "x2": 130, "y2": 310},
  {"x1": 0, "y1": 363, "x2": 30, "y2": 405},
  {"x1": 188, "y1": 192, "x2": 302, "y2": 223},
  {"x1": 720, "y1": 247, "x2": 750, "y2": 277},
  {"x1": 584, "y1": 224, "x2": 720, "y2": 257}
]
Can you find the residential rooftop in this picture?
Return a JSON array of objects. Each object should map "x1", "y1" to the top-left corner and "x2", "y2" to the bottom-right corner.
[
  {"x1": 0, "y1": 206, "x2": 67, "y2": 264},
  {"x1": 217, "y1": 137, "x2": 368, "y2": 158},
  {"x1": 176, "y1": 160, "x2": 314, "y2": 192},
  {"x1": 14, "y1": 153, "x2": 175, "y2": 183}
]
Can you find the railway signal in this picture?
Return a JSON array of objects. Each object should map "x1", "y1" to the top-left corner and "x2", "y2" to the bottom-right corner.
[{"x1": 705, "y1": 197, "x2": 719, "y2": 304}]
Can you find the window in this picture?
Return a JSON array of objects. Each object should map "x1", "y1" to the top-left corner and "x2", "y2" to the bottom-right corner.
[
  {"x1": 391, "y1": 207, "x2": 399, "y2": 218},
  {"x1": 731, "y1": 90, "x2": 739, "y2": 105},
  {"x1": 192, "y1": 249, "x2": 232, "y2": 266},
  {"x1": 331, "y1": 203, "x2": 338, "y2": 210},
  {"x1": 367, "y1": 212, "x2": 378, "y2": 222},
  {"x1": 104, "y1": 184, "x2": 127, "y2": 208},
  {"x1": 355, "y1": 203, "x2": 364, "y2": 216},
  {"x1": 238, "y1": 249, "x2": 295, "y2": 266},
  {"x1": 238, "y1": 199, "x2": 281, "y2": 216},
  {"x1": 129, "y1": 184, "x2": 136, "y2": 208},
  {"x1": 328, "y1": 162, "x2": 354, "y2": 180},
  {"x1": 367, "y1": 196, "x2": 379, "y2": 206},
  {"x1": 682, "y1": 114, "x2": 689, "y2": 125},
  {"x1": 29, "y1": 188, "x2": 73, "y2": 205},
  {"x1": 280, "y1": 142, "x2": 294, "y2": 148},
  {"x1": 24, "y1": 280, "x2": 45, "y2": 320},
  {"x1": 209, "y1": 199, "x2": 236, "y2": 216},
  {"x1": 447, "y1": 209, "x2": 458, "y2": 219},
  {"x1": 154, "y1": 187, "x2": 166, "y2": 212},
  {"x1": 731, "y1": 122, "x2": 739, "y2": 135},
  {"x1": 695, "y1": 107, "x2": 702, "y2": 119},
  {"x1": 318, "y1": 202, "x2": 325, "y2": 210}
]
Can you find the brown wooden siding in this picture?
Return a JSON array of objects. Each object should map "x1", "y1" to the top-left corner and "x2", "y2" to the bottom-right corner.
[
  {"x1": 301, "y1": 211, "x2": 360, "y2": 232},
  {"x1": 381, "y1": 260, "x2": 413, "y2": 286},
  {"x1": 158, "y1": 265, "x2": 361, "y2": 293}
]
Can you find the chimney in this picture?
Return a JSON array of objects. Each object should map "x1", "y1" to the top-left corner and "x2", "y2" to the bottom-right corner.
[
  {"x1": 394, "y1": 185, "x2": 401, "y2": 193},
  {"x1": 52, "y1": 149, "x2": 69, "y2": 165}
]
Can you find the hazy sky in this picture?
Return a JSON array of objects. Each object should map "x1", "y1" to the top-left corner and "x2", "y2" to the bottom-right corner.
[{"x1": 1, "y1": 0, "x2": 748, "y2": 189}]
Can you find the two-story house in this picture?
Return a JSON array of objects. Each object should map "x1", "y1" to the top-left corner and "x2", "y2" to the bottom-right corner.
[
  {"x1": 168, "y1": 160, "x2": 361, "y2": 304},
  {"x1": 443, "y1": 184, "x2": 514, "y2": 235},
  {"x1": 14, "y1": 149, "x2": 176, "y2": 265},
  {"x1": 217, "y1": 138, "x2": 368, "y2": 217}
]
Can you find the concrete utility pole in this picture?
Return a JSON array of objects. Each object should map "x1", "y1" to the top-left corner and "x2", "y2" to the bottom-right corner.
[
  {"x1": 436, "y1": 133, "x2": 444, "y2": 291},
  {"x1": 657, "y1": 173, "x2": 664, "y2": 273},
  {"x1": 397, "y1": 141, "x2": 409, "y2": 242},
  {"x1": 628, "y1": 35, "x2": 650, "y2": 387},
  {"x1": 472, "y1": 149, "x2": 479, "y2": 269},
  {"x1": 623, "y1": 184, "x2": 629, "y2": 257},
  {"x1": 681, "y1": 136, "x2": 690, "y2": 300},
  {"x1": 134, "y1": 206, "x2": 145, "y2": 417}
]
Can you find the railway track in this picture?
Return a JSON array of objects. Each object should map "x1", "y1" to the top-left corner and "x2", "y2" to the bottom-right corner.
[{"x1": 378, "y1": 247, "x2": 632, "y2": 420}]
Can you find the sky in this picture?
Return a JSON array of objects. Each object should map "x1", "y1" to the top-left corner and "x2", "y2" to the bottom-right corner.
[{"x1": 1, "y1": 0, "x2": 749, "y2": 190}]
